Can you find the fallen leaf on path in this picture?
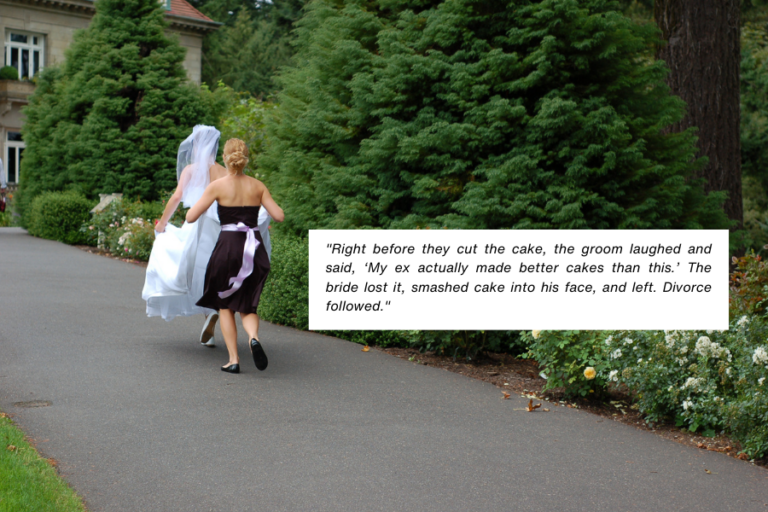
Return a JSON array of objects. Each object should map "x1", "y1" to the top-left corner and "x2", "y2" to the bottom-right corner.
[
  {"x1": 543, "y1": 408, "x2": 550, "y2": 412},
  {"x1": 47, "y1": 458, "x2": 58, "y2": 467},
  {"x1": 362, "y1": 346, "x2": 370, "y2": 352},
  {"x1": 0, "y1": 413, "x2": 7, "y2": 419},
  {"x1": 737, "y1": 453, "x2": 749, "y2": 460},
  {"x1": 526, "y1": 399, "x2": 542, "y2": 412},
  {"x1": 502, "y1": 392, "x2": 510, "y2": 400},
  {"x1": 704, "y1": 469, "x2": 711, "y2": 474},
  {"x1": 6, "y1": 445, "x2": 16, "y2": 451},
  {"x1": 697, "y1": 443, "x2": 706, "y2": 449}
]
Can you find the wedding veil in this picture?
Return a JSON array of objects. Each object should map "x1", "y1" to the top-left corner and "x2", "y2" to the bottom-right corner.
[{"x1": 177, "y1": 125, "x2": 221, "y2": 207}]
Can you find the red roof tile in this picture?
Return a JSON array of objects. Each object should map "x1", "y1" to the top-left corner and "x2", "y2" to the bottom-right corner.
[{"x1": 168, "y1": 0, "x2": 214, "y2": 23}]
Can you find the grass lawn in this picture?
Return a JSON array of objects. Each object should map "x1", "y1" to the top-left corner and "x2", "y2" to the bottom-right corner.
[{"x1": 0, "y1": 411, "x2": 86, "y2": 512}]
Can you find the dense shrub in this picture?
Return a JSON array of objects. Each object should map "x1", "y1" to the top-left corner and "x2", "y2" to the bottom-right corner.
[
  {"x1": 258, "y1": 233, "x2": 310, "y2": 329},
  {"x1": 402, "y1": 330, "x2": 527, "y2": 359},
  {"x1": 318, "y1": 329, "x2": 410, "y2": 349},
  {"x1": 27, "y1": 191, "x2": 94, "y2": 244},
  {"x1": 0, "y1": 66, "x2": 18, "y2": 80},
  {"x1": 522, "y1": 330, "x2": 609, "y2": 397},
  {"x1": 729, "y1": 251, "x2": 768, "y2": 320}
]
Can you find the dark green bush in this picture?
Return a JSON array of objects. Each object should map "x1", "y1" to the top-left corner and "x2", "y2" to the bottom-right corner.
[
  {"x1": 27, "y1": 191, "x2": 94, "y2": 244},
  {"x1": 0, "y1": 66, "x2": 19, "y2": 80},
  {"x1": 259, "y1": 233, "x2": 310, "y2": 329}
]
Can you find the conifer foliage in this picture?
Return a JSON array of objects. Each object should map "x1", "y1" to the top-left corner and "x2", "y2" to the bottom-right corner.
[
  {"x1": 18, "y1": 0, "x2": 216, "y2": 215},
  {"x1": 260, "y1": 0, "x2": 732, "y2": 235}
]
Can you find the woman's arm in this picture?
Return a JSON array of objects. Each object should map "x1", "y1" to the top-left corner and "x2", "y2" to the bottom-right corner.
[
  {"x1": 186, "y1": 182, "x2": 218, "y2": 224},
  {"x1": 155, "y1": 166, "x2": 192, "y2": 233},
  {"x1": 260, "y1": 187, "x2": 284, "y2": 223}
]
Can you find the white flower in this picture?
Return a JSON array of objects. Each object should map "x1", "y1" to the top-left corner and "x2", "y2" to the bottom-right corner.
[
  {"x1": 680, "y1": 346, "x2": 688, "y2": 355},
  {"x1": 667, "y1": 385, "x2": 674, "y2": 392},
  {"x1": 682, "y1": 400, "x2": 694, "y2": 411},
  {"x1": 682, "y1": 377, "x2": 702, "y2": 391},
  {"x1": 753, "y1": 347, "x2": 768, "y2": 365},
  {"x1": 604, "y1": 335, "x2": 613, "y2": 346},
  {"x1": 623, "y1": 338, "x2": 634, "y2": 346},
  {"x1": 637, "y1": 358, "x2": 643, "y2": 363},
  {"x1": 726, "y1": 367, "x2": 732, "y2": 376},
  {"x1": 531, "y1": 330, "x2": 541, "y2": 339},
  {"x1": 633, "y1": 345, "x2": 639, "y2": 351},
  {"x1": 706, "y1": 330, "x2": 713, "y2": 335},
  {"x1": 676, "y1": 357, "x2": 688, "y2": 366},
  {"x1": 608, "y1": 370, "x2": 619, "y2": 382},
  {"x1": 759, "y1": 377, "x2": 766, "y2": 386},
  {"x1": 737, "y1": 315, "x2": 750, "y2": 327},
  {"x1": 665, "y1": 335, "x2": 675, "y2": 349},
  {"x1": 611, "y1": 349, "x2": 623, "y2": 360},
  {"x1": 117, "y1": 232, "x2": 132, "y2": 246}
]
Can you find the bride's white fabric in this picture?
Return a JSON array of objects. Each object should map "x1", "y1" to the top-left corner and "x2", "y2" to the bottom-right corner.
[{"x1": 142, "y1": 126, "x2": 272, "y2": 321}]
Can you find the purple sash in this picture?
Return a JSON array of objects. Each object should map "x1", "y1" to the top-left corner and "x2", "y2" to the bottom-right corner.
[{"x1": 218, "y1": 222, "x2": 260, "y2": 299}]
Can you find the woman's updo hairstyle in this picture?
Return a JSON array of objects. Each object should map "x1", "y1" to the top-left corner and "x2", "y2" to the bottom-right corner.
[{"x1": 223, "y1": 138, "x2": 249, "y2": 174}]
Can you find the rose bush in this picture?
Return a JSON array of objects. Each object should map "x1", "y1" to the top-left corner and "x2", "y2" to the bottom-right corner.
[
  {"x1": 604, "y1": 317, "x2": 768, "y2": 458},
  {"x1": 80, "y1": 197, "x2": 173, "y2": 261}
]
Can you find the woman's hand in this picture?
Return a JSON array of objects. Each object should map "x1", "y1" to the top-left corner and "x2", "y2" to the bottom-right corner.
[{"x1": 155, "y1": 219, "x2": 167, "y2": 233}]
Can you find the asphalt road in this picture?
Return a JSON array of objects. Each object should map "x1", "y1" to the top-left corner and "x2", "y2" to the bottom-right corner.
[{"x1": 1, "y1": 227, "x2": 767, "y2": 512}]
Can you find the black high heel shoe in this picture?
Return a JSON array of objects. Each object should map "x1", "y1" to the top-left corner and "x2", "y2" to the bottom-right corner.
[
  {"x1": 250, "y1": 339, "x2": 268, "y2": 371},
  {"x1": 221, "y1": 363, "x2": 240, "y2": 374}
]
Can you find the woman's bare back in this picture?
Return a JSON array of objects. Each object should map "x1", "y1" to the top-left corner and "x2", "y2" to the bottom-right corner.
[{"x1": 214, "y1": 174, "x2": 265, "y2": 208}]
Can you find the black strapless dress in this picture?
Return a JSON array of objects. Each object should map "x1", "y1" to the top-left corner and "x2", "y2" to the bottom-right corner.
[{"x1": 196, "y1": 205, "x2": 271, "y2": 315}]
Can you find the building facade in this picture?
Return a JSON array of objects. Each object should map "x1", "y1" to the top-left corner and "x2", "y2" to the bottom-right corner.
[{"x1": 0, "y1": 0, "x2": 219, "y2": 190}]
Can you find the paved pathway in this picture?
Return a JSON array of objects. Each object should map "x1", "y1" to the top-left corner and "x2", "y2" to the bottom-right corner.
[{"x1": 1, "y1": 227, "x2": 767, "y2": 511}]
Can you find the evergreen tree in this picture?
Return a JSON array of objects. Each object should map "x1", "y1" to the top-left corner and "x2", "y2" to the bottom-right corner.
[
  {"x1": 200, "y1": 0, "x2": 306, "y2": 96},
  {"x1": 259, "y1": 0, "x2": 731, "y2": 235},
  {"x1": 18, "y1": 0, "x2": 219, "y2": 216}
]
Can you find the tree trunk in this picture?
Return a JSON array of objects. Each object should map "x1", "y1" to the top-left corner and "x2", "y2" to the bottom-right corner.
[{"x1": 655, "y1": 0, "x2": 742, "y2": 232}]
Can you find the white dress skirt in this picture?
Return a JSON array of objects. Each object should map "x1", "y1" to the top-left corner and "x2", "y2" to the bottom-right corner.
[{"x1": 142, "y1": 205, "x2": 271, "y2": 321}]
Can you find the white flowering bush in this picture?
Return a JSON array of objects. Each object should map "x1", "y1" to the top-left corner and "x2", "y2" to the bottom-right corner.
[
  {"x1": 80, "y1": 198, "x2": 171, "y2": 261},
  {"x1": 605, "y1": 316, "x2": 768, "y2": 458}
]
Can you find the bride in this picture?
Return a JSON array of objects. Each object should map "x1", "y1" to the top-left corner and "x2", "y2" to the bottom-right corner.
[{"x1": 142, "y1": 125, "x2": 272, "y2": 346}]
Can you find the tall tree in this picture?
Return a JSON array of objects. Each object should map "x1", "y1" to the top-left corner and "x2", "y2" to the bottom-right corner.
[
  {"x1": 199, "y1": 0, "x2": 307, "y2": 96},
  {"x1": 260, "y1": 0, "x2": 731, "y2": 236},
  {"x1": 654, "y1": 0, "x2": 743, "y2": 231},
  {"x1": 17, "y1": 0, "x2": 219, "y2": 217}
]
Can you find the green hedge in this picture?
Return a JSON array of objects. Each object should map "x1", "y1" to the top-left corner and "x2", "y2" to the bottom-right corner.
[
  {"x1": 259, "y1": 234, "x2": 310, "y2": 330},
  {"x1": 26, "y1": 191, "x2": 94, "y2": 245},
  {"x1": 0, "y1": 66, "x2": 18, "y2": 80}
]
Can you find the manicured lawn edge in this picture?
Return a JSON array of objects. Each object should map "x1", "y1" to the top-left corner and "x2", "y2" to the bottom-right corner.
[{"x1": 0, "y1": 410, "x2": 87, "y2": 512}]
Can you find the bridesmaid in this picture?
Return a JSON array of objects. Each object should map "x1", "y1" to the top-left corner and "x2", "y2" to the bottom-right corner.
[{"x1": 186, "y1": 138, "x2": 284, "y2": 373}]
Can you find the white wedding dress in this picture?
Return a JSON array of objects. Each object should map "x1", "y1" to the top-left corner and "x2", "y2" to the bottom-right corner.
[{"x1": 141, "y1": 125, "x2": 271, "y2": 321}]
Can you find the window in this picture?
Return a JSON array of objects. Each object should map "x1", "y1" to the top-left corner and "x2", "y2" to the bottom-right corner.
[
  {"x1": 4, "y1": 31, "x2": 44, "y2": 80},
  {"x1": 5, "y1": 132, "x2": 24, "y2": 184}
]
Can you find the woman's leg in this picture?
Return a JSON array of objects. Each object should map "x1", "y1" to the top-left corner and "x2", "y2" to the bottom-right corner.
[
  {"x1": 241, "y1": 313, "x2": 260, "y2": 341},
  {"x1": 219, "y1": 308, "x2": 239, "y2": 365}
]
